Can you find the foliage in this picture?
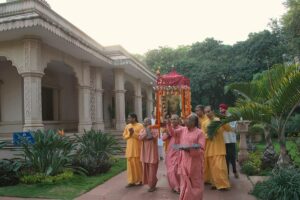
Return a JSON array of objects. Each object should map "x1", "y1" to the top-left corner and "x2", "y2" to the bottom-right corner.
[
  {"x1": 20, "y1": 170, "x2": 73, "y2": 184},
  {"x1": 0, "y1": 141, "x2": 5, "y2": 149},
  {"x1": 286, "y1": 141, "x2": 300, "y2": 167},
  {"x1": 209, "y1": 64, "x2": 300, "y2": 166},
  {"x1": 0, "y1": 159, "x2": 22, "y2": 187},
  {"x1": 252, "y1": 167, "x2": 300, "y2": 200},
  {"x1": 249, "y1": 124, "x2": 265, "y2": 135},
  {"x1": 286, "y1": 114, "x2": 300, "y2": 135},
  {"x1": 241, "y1": 152, "x2": 262, "y2": 176},
  {"x1": 20, "y1": 129, "x2": 77, "y2": 176},
  {"x1": 144, "y1": 30, "x2": 287, "y2": 108},
  {"x1": 282, "y1": 0, "x2": 300, "y2": 55},
  {"x1": 0, "y1": 158, "x2": 126, "y2": 200},
  {"x1": 74, "y1": 130, "x2": 122, "y2": 175}
]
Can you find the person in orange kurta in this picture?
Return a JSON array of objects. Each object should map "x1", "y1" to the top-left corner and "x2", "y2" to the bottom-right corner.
[
  {"x1": 139, "y1": 118, "x2": 159, "y2": 192},
  {"x1": 195, "y1": 105, "x2": 211, "y2": 183},
  {"x1": 123, "y1": 113, "x2": 144, "y2": 187},
  {"x1": 166, "y1": 114, "x2": 183, "y2": 194},
  {"x1": 204, "y1": 106, "x2": 231, "y2": 190},
  {"x1": 177, "y1": 114, "x2": 206, "y2": 200},
  {"x1": 195, "y1": 105, "x2": 209, "y2": 131}
]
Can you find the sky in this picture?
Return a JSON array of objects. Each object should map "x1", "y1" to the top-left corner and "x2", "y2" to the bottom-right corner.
[{"x1": 1, "y1": 0, "x2": 287, "y2": 54}]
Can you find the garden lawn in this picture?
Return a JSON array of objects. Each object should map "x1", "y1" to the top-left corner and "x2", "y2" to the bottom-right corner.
[{"x1": 0, "y1": 158, "x2": 126, "y2": 200}]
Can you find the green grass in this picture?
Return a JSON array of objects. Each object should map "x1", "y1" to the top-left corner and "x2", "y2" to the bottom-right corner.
[{"x1": 0, "y1": 158, "x2": 126, "y2": 200}]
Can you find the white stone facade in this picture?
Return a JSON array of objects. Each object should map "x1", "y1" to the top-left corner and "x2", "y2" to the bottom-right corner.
[{"x1": 0, "y1": 0, "x2": 155, "y2": 136}]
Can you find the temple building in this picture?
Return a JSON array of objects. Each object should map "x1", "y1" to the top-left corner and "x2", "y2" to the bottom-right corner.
[{"x1": 0, "y1": 0, "x2": 155, "y2": 138}]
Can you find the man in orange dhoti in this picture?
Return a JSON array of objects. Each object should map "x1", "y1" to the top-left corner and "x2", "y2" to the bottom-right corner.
[
  {"x1": 139, "y1": 118, "x2": 159, "y2": 192},
  {"x1": 165, "y1": 114, "x2": 183, "y2": 194},
  {"x1": 204, "y1": 106, "x2": 231, "y2": 190},
  {"x1": 177, "y1": 114, "x2": 206, "y2": 200},
  {"x1": 123, "y1": 113, "x2": 144, "y2": 187}
]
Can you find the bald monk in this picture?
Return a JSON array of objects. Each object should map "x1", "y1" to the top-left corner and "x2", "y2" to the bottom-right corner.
[
  {"x1": 139, "y1": 117, "x2": 159, "y2": 192},
  {"x1": 204, "y1": 106, "x2": 230, "y2": 190}
]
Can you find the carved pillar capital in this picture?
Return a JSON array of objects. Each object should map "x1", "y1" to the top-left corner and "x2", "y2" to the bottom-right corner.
[{"x1": 23, "y1": 38, "x2": 42, "y2": 73}]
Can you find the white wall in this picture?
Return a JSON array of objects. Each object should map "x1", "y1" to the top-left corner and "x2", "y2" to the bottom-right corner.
[{"x1": 0, "y1": 62, "x2": 23, "y2": 133}]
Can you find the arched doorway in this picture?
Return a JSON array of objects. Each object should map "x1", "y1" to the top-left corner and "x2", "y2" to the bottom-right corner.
[
  {"x1": 0, "y1": 56, "x2": 23, "y2": 135},
  {"x1": 42, "y1": 61, "x2": 79, "y2": 132}
]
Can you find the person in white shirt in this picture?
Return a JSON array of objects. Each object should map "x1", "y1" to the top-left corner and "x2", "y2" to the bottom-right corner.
[{"x1": 219, "y1": 103, "x2": 239, "y2": 178}]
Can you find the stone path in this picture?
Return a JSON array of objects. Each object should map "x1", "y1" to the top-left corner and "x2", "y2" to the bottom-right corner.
[{"x1": 76, "y1": 161, "x2": 256, "y2": 200}]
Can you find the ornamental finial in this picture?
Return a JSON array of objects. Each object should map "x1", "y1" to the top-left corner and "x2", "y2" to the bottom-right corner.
[{"x1": 156, "y1": 66, "x2": 161, "y2": 76}]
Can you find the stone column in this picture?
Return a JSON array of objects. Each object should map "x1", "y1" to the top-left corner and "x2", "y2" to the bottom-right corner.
[
  {"x1": 78, "y1": 63, "x2": 92, "y2": 133},
  {"x1": 94, "y1": 68, "x2": 105, "y2": 130},
  {"x1": 237, "y1": 120, "x2": 250, "y2": 164},
  {"x1": 114, "y1": 68, "x2": 126, "y2": 130},
  {"x1": 134, "y1": 79, "x2": 143, "y2": 122},
  {"x1": 22, "y1": 38, "x2": 44, "y2": 131},
  {"x1": 22, "y1": 72, "x2": 44, "y2": 131},
  {"x1": 146, "y1": 86, "x2": 154, "y2": 118}
]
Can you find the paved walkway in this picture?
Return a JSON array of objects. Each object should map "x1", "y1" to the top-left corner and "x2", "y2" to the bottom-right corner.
[{"x1": 76, "y1": 160, "x2": 256, "y2": 200}]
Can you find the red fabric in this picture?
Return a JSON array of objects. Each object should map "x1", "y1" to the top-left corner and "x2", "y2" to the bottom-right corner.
[
  {"x1": 156, "y1": 70, "x2": 190, "y2": 87},
  {"x1": 219, "y1": 103, "x2": 228, "y2": 110}
]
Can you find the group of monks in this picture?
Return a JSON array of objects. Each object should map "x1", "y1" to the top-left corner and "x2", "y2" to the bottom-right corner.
[{"x1": 123, "y1": 103, "x2": 238, "y2": 200}]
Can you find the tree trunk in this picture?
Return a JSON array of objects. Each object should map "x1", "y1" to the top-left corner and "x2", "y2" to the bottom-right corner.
[
  {"x1": 277, "y1": 130, "x2": 291, "y2": 168},
  {"x1": 261, "y1": 125, "x2": 277, "y2": 169},
  {"x1": 264, "y1": 125, "x2": 273, "y2": 148}
]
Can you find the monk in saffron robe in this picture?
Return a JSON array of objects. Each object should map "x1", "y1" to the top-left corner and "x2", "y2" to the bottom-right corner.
[
  {"x1": 139, "y1": 118, "x2": 159, "y2": 192},
  {"x1": 123, "y1": 113, "x2": 143, "y2": 187},
  {"x1": 195, "y1": 105, "x2": 211, "y2": 183},
  {"x1": 195, "y1": 105, "x2": 209, "y2": 130},
  {"x1": 177, "y1": 114, "x2": 206, "y2": 200},
  {"x1": 161, "y1": 120, "x2": 170, "y2": 153},
  {"x1": 165, "y1": 114, "x2": 183, "y2": 194},
  {"x1": 204, "y1": 106, "x2": 231, "y2": 190}
]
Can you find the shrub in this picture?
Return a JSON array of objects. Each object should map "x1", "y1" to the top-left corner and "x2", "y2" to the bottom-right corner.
[
  {"x1": 20, "y1": 129, "x2": 77, "y2": 176},
  {"x1": 0, "y1": 159, "x2": 22, "y2": 187},
  {"x1": 241, "y1": 161, "x2": 258, "y2": 176},
  {"x1": 241, "y1": 152, "x2": 262, "y2": 175},
  {"x1": 74, "y1": 130, "x2": 122, "y2": 176},
  {"x1": 286, "y1": 141, "x2": 300, "y2": 168},
  {"x1": 252, "y1": 167, "x2": 300, "y2": 200},
  {"x1": 20, "y1": 170, "x2": 73, "y2": 184},
  {"x1": 0, "y1": 141, "x2": 5, "y2": 149},
  {"x1": 286, "y1": 114, "x2": 300, "y2": 136}
]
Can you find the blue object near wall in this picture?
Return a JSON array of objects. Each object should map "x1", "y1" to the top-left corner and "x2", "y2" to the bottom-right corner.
[{"x1": 13, "y1": 132, "x2": 35, "y2": 146}]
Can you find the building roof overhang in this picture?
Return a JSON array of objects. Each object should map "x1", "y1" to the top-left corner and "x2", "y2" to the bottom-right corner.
[{"x1": 0, "y1": 0, "x2": 155, "y2": 84}]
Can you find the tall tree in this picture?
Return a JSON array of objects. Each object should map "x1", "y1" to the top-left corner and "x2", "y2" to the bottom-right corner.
[{"x1": 282, "y1": 0, "x2": 300, "y2": 55}]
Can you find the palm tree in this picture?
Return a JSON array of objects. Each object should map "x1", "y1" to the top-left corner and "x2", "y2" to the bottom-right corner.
[{"x1": 208, "y1": 64, "x2": 300, "y2": 167}]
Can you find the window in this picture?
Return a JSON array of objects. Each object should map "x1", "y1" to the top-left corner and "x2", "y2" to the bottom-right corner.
[{"x1": 42, "y1": 87, "x2": 54, "y2": 121}]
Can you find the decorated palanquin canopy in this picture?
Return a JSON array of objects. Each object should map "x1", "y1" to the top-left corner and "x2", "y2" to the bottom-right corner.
[
  {"x1": 154, "y1": 69, "x2": 192, "y2": 127},
  {"x1": 156, "y1": 70, "x2": 190, "y2": 87}
]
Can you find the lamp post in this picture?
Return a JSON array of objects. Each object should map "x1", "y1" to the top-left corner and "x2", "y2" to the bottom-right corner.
[{"x1": 236, "y1": 120, "x2": 250, "y2": 164}]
